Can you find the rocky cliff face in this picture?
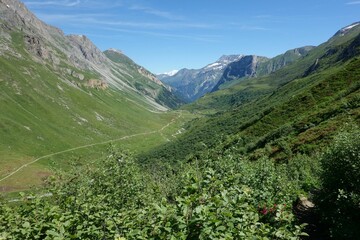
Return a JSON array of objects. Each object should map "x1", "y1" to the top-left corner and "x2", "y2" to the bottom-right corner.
[
  {"x1": 212, "y1": 46, "x2": 315, "y2": 91},
  {"x1": 67, "y1": 35, "x2": 109, "y2": 67},
  {"x1": 212, "y1": 55, "x2": 268, "y2": 91}
]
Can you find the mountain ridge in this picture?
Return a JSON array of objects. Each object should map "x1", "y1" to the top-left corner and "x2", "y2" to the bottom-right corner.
[
  {"x1": 0, "y1": 0, "x2": 180, "y2": 110},
  {"x1": 212, "y1": 46, "x2": 315, "y2": 91},
  {"x1": 158, "y1": 54, "x2": 245, "y2": 102},
  {"x1": 159, "y1": 46, "x2": 314, "y2": 102}
]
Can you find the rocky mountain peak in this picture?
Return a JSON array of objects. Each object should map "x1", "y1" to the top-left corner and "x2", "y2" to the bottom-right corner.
[
  {"x1": 203, "y1": 54, "x2": 244, "y2": 72},
  {"x1": 218, "y1": 54, "x2": 244, "y2": 63},
  {"x1": 158, "y1": 54, "x2": 247, "y2": 102},
  {"x1": 162, "y1": 70, "x2": 179, "y2": 77},
  {"x1": 0, "y1": 0, "x2": 63, "y2": 38}
]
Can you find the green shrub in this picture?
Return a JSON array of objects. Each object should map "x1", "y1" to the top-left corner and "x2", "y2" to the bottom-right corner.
[{"x1": 318, "y1": 129, "x2": 360, "y2": 239}]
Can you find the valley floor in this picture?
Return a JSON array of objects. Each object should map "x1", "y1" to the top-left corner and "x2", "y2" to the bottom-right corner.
[{"x1": 0, "y1": 110, "x2": 192, "y2": 194}]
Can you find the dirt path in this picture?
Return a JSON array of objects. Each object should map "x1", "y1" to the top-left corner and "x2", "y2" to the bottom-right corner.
[{"x1": 0, "y1": 112, "x2": 182, "y2": 183}]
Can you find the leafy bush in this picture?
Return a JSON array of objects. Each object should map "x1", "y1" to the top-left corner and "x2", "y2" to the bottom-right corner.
[
  {"x1": 0, "y1": 147, "x2": 311, "y2": 239},
  {"x1": 318, "y1": 129, "x2": 360, "y2": 239}
]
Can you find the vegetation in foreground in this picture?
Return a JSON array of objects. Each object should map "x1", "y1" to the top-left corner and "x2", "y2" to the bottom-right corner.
[
  {"x1": 0, "y1": 148, "x2": 311, "y2": 239},
  {"x1": 1, "y1": 128, "x2": 359, "y2": 239}
]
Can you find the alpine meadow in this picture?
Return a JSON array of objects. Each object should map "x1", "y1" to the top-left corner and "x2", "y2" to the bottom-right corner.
[{"x1": 0, "y1": 0, "x2": 359, "y2": 239}]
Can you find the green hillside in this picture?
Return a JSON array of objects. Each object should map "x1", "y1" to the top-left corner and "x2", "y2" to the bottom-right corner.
[
  {"x1": 104, "y1": 49, "x2": 182, "y2": 109},
  {"x1": 0, "y1": 32, "x2": 187, "y2": 192},
  {"x1": 0, "y1": 1, "x2": 185, "y2": 192}
]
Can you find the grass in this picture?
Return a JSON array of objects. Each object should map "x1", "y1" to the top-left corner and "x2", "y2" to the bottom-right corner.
[{"x1": 0, "y1": 30, "x2": 189, "y2": 193}]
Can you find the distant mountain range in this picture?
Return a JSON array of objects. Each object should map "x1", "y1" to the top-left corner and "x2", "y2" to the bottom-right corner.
[
  {"x1": 158, "y1": 55, "x2": 245, "y2": 102},
  {"x1": 158, "y1": 47, "x2": 315, "y2": 102}
]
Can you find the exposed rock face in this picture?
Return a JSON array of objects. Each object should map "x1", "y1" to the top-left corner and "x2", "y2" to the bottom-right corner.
[
  {"x1": 86, "y1": 79, "x2": 108, "y2": 90},
  {"x1": 24, "y1": 34, "x2": 49, "y2": 59},
  {"x1": 0, "y1": 0, "x2": 64, "y2": 43},
  {"x1": 213, "y1": 55, "x2": 264, "y2": 91},
  {"x1": 212, "y1": 46, "x2": 315, "y2": 92},
  {"x1": 67, "y1": 34, "x2": 108, "y2": 68},
  {"x1": 138, "y1": 66, "x2": 166, "y2": 88}
]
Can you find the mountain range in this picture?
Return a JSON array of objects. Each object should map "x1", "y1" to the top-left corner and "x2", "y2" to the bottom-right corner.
[
  {"x1": 158, "y1": 55, "x2": 244, "y2": 102},
  {"x1": 158, "y1": 47, "x2": 314, "y2": 102}
]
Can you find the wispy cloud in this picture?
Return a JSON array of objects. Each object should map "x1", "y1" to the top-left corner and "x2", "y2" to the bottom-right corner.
[
  {"x1": 93, "y1": 27, "x2": 222, "y2": 43},
  {"x1": 129, "y1": 5, "x2": 183, "y2": 21},
  {"x1": 228, "y1": 23, "x2": 271, "y2": 31},
  {"x1": 24, "y1": 0, "x2": 123, "y2": 9},
  {"x1": 37, "y1": 13, "x2": 216, "y2": 30},
  {"x1": 25, "y1": 0, "x2": 81, "y2": 7},
  {"x1": 253, "y1": 15, "x2": 273, "y2": 19},
  {"x1": 346, "y1": 1, "x2": 360, "y2": 4}
]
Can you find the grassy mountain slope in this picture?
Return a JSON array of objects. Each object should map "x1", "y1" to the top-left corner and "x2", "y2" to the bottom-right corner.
[
  {"x1": 139, "y1": 23, "x2": 360, "y2": 165},
  {"x1": 0, "y1": 0, "x2": 185, "y2": 192},
  {"x1": 104, "y1": 49, "x2": 182, "y2": 109}
]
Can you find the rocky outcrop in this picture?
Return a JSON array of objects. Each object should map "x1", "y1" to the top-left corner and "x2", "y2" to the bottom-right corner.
[
  {"x1": 85, "y1": 79, "x2": 108, "y2": 90},
  {"x1": 67, "y1": 35, "x2": 108, "y2": 68},
  {"x1": 24, "y1": 35, "x2": 49, "y2": 59},
  {"x1": 212, "y1": 55, "x2": 264, "y2": 91}
]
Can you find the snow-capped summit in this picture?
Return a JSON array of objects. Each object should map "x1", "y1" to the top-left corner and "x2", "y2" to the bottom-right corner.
[{"x1": 157, "y1": 70, "x2": 179, "y2": 81}]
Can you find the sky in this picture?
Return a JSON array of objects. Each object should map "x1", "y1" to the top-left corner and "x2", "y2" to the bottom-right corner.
[{"x1": 22, "y1": 0, "x2": 360, "y2": 74}]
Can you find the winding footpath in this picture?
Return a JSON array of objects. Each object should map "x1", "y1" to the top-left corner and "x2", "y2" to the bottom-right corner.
[{"x1": 0, "y1": 112, "x2": 182, "y2": 183}]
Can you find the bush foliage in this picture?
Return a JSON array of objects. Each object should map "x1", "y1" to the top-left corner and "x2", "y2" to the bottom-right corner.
[
  {"x1": 0, "y1": 146, "x2": 317, "y2": 239},
  {"x1": 317, "y1": 129, "x2": 360, "y2": 239}
]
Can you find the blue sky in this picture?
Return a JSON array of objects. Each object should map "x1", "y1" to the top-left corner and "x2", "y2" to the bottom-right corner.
[{"x1": 23, "y1": 0, "x2": 360, "y2": 74}]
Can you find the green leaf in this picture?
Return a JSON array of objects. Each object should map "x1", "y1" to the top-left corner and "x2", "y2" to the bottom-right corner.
[
  {"x1": 22, "y1": 222, "x2": 31, "y2": 228},
  {"x1": 216, "y1": 226, "x2": 226, "y2": 231}
]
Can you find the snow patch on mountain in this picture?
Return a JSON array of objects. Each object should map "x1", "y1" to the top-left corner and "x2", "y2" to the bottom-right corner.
[
  {"x1": 335, "y1": 22, "x2": 360, "y2": 36},
  {"x1": 204, "y1": 55, "x2": 244, "y2": 71},
  {"x1": 161, "y1": 70, "x2": 179, "y2": 76},
  {"x1": 343, "y1": 23, "x2": 360, "y2": 31}
]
